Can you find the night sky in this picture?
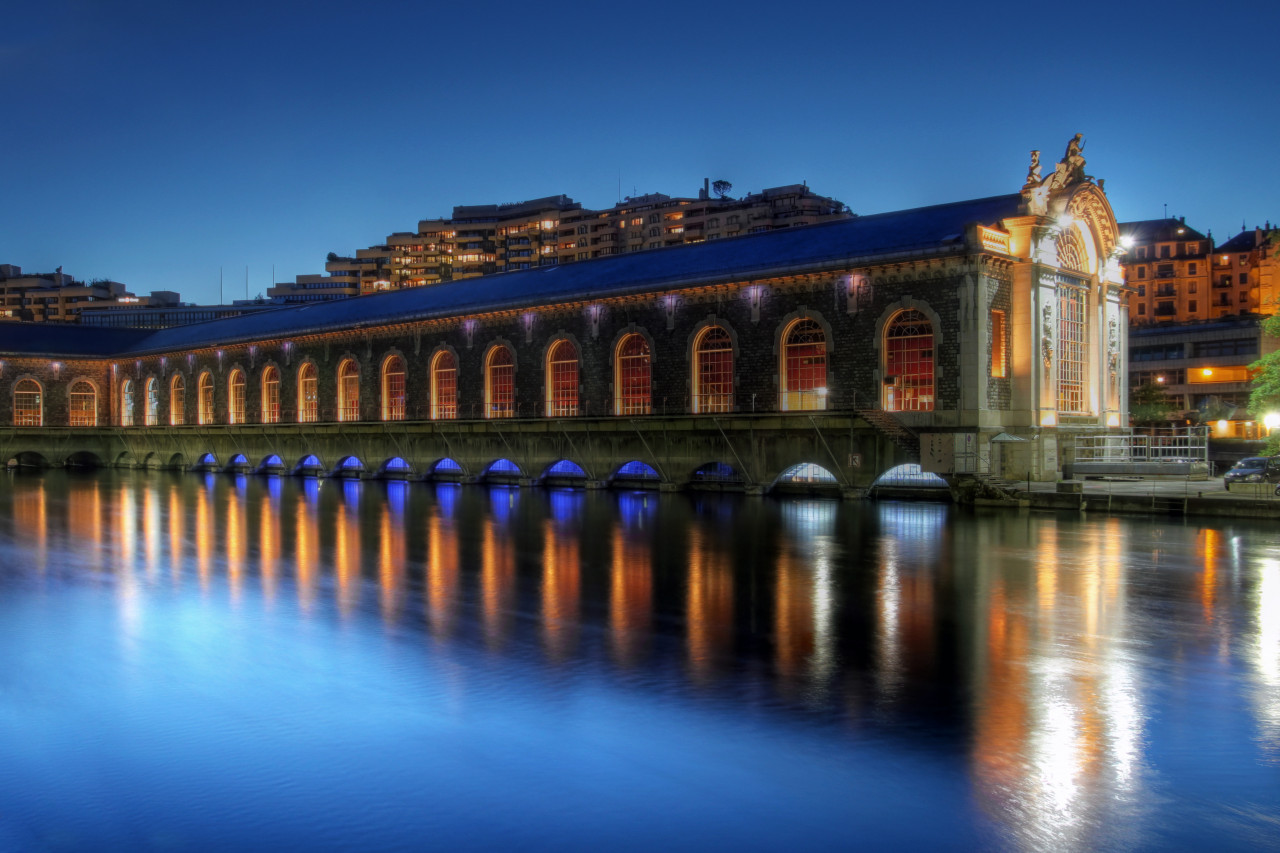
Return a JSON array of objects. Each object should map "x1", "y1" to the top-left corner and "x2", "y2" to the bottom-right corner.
[{"x1": 5, "y1": 0, "x2": 1277, "y2": 304}]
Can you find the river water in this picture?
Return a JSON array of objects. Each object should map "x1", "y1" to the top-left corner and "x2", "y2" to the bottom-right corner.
[{"x1": 0, "y1": 470, "x2": 1276, "y2": 852}]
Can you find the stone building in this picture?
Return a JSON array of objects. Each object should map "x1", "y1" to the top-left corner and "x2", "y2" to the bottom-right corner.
[
  {"x1": 0, "y1": 139, "x2": 1126, "y2": 485},
  {"x1": 0, "y1": 264, "x2": 180, "y2": 323}
]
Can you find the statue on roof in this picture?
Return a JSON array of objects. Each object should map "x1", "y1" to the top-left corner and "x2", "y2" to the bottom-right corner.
[
  {"x1": 1024, "y1": 150, "x2": 1042, "y2": 188},
  {"x1": 1062, "y1": 133, "x2": 1087, "y2": 184},
  {"x1": 1021, "y1": 134, "x2": 1095, "y2": 216}
]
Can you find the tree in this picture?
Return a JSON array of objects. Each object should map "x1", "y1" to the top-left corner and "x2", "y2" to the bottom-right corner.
[
  {"x1": 1130, "y1": 381, "x2": 1178, "y2": 427},
  {"x1": 1249, "y1": 311, "x2": 1280, "y2": 452},
  {"x1": 711, "y1": 180, "x2": 733, "y2": 200}
]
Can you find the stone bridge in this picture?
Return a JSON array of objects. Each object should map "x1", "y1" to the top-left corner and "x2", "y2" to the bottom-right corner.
[{"x1": 0, "y1": 410, "x2": 914, "y2": 496}]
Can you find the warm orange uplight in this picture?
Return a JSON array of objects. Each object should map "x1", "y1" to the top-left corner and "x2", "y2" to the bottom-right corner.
[
  {"x1": 1040, "y1": 412, "x2": 1057, "y2": 427},
  {"x1": 1202, "y1": 368, "x2": 1213, "y2": 377},
  {"x1": 1106, "y1": 413, "x2": 1120, "y2": 427}
]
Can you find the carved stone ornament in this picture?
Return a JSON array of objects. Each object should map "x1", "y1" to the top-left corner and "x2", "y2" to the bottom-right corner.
[
  {"x1": 1041, "y1": 304, "x2": 1055, "y2": 369},
  {"x1": 1107, "y1": 319, "x2": 1119, "y2": 376},
  {"x1": 1021, "y1": 134, "x2": 1094, "y2": 217}
]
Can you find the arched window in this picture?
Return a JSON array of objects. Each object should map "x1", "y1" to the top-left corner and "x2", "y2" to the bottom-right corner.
[
  {"x1": 120, "y1": 379, "x2": 135, "y2": 427},
  {"x1": 546, "y1": 339, "x2": 578, "y2": 417},
  {"x1": 198, "y1": 371, "x2": 215, "y2": 425},
  {"x1": 337, "y1": 359, "x2": 360, "y2": 422},
  {"x1": 485, "y1": 345, "x2": 515, "y2": 419},
  {"x1": 615, "y1": 333, "x2": 651, "y2": 415},
  {"x1": 298, "y1": 363, "x2": 318, "y2": 423},
  {"x1": 145, "y1": 377, "x2": 159, "y2": 426},
  {"x1": 1058, "y1": 286, "x2": 1088, "y2": 413},
  {"x1": 170, "y1": 374, "x2": 185, "y2": 425},
  {"x1": 884, "y1": 309, "x2": 934, "y2": 412},
  {"x1": 780, "y1": 318, "x2": 827, "y2": 411},
  {"x1": 69, "y1": 380, "x2": 96, "y2": 427},
  {"x1": 381, "y1": 354, "x2": 406, "y2": 421},
  {"x1": 261, "y1": 366, "x2": 280, "y2": 424},
  {"x1": 13, "y1": 379, "x2": 42, "y2": 426},
  {"x1": 693, "y1": 325, "x2": 733, "y2": 413},
  {"x1": 431, "y1": 350, "x2": 457, "y2": 420},
  {"x1": 228, "y1": 369, "x2": 246, "y2": 424}
]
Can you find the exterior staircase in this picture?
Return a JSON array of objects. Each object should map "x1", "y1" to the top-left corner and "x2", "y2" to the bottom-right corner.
[{"x1": 855, "y1": 407, "x2": 919, "y2": 459}]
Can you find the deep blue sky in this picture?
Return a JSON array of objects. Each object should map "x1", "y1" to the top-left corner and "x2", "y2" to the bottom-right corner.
[{"x1": 4, "y1": 0, "x2": 1277, "y2": 305}]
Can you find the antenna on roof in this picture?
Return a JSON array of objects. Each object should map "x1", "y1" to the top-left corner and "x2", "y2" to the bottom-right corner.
[
  {"x1": 1163, "y1": 203, "x2": 1168, "y2": 219},
  {"x1": 220, "y1": 267, "x2": 224, "y2": 305}
]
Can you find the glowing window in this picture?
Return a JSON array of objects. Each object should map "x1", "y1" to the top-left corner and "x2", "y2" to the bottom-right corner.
[
  {"x1": 615, "y1": 333, "x2": 651, "y2": 415},
  {"x1": 780, "y1": 318, "x2": 826, "y2": 411},
  {"x1": 693, "y1": 326, "x2": 733, "y2": 413},
  {"x1": 340, "y1": 456, "x2": 363, "y2": 470},
  {"x1": 145, "y1": 377, "x2": 159, "y2": 426},
  {"x1": 69, "y1": 381, "x2": 96, "y2": 427},
  {"x1": 433, "y1": 457, "x2": 463, "y2": 472},
  {"x1": 990, "y1": 310, "x2": 1007, "y2": 378},
  {"x1": 384, "y1": 457, "x2": 411, "y2": 471},
  {"x1": 777, "y1": 463, "x2": 837, "y2": 484},
  {"x1": 170, "y1": 374, "x2": 185, "y2": 425},
  {"x1": 547, "y1": 459, "x2": 586, "y2": 477},
  {"x1": 261, "y1": 366, "x2": 280, "y2": 424},
  {"x1": 486, "y1": 346, "x2": 515, "y2": 419},
  {"x1": 616, "y1": 460, "x2": 659, "y2": 479},
  {"x1": 13, "y1": 379, "x2": 42, "y2": 426},
  {"x1": 299, "y1": 454, "x2": 321, "y2": 468},
  {"x1": 487, "y1": 458, "x2": 521, "y2": 474},
  {"x1": 693, "y1": 461, "x2": 740, "y2": 482},
  {"x1": 382, "y1": 355, "x2": 406, "y2": 421},
  {"x1": 1058, "y1": 287, "x2": 1088, "y2": 414},
  {"x1": 228, "y1": 369, "x2": 246, "y2": 424},
  {"x1": 884, "y1": 310, "x2": 934, "y2": 412},
  {"x1": 546, "y1": 339, "x2": 578, "y2": 417},
  {"x1": 298, "y1": 363, "x2": 318, "y2": 423},
  {"x1": 198, "y1": 372, "x2": 215, "y2": 425},
  {"x1": 431, "y1": 350, "x2": 457, "y2": 420},
  {"x1": 120, "y1": 380, "x2": 135, "y2": 427},
  {"x1": 338, "y1": 359, "x2": 360, "y2": 422}
]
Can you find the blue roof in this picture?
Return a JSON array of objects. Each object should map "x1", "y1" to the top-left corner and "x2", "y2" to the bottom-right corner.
[
  {"x1": 0, "y1": 323, "x2": 154, "y2": 358},
  {"x1": 1, "y1": 193, "x2": 1021, "y2": 359}
]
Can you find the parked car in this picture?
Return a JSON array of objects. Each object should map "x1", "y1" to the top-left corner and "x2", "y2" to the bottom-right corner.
[{"x1": 1223, "y1": 456, "x2": 1280, "y2": 490}]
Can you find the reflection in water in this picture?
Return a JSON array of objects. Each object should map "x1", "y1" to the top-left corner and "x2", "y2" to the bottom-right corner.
[{"x1": 0, "y1": 474, "x2": 1277, "y2": 850}]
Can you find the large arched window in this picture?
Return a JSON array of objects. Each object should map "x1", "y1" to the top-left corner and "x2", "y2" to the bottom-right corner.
[
  {"x1": 13, "y1": 379, "x2": 42, "y2": 426},
  {"x1": 1058, "y1": 285, "x2": 1088, "y2": 413},
  {"x1": 228, "y1": 369, "x2": 246, "y2": 424},
  {"x1": 431, "y1": 350, "x2": 457, "y2": 420},
  {"x1": 170, "y1": 374, "x2": 185, "y2": 425},
  {"x1": 883, "y1": 309, "x2": 934, "y2": 412},
  {"x1": 120, "y1": 380, "x2": 135, "y2": 427},
  {"x1": 546, "y1": 339, "x2": 578, "y2": 417},
  {"x1": 261, "y1": 366, "x2": 280, "y2": 424},
  {"x1": 145, "y1": 377, "x2": 159, "y2": 426},
  {"x1": 198, "y1": 371, "x2": 215, "y2": 425},
  {"x1": 337, "y1": 359, "x2": 360, "y2": 422},
  {"x1": 382, "y1": 354, "x2": 406, "y2": 421},
  {"x1": 780, "y1": 318, "x2": 827, "y2": 411},
  {"x1": 298, "y1": 363, "x2": 318, "y2": 423},
  {"x1": 69, "y1": 380, "x2": 96, "y2": 427},
  {"x1": 693, "y1": 325, "x2": 733, "y2": 413},
  {"x1": 615, "y1": 333, "x2": 651, "y2": 415},
  {"x1": 485, "y1": 345, "x2": 515, "y2": 419}
]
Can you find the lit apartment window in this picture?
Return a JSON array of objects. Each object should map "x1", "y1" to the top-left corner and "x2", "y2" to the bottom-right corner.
[{"x1": 780, "y1": 318, "x2": 827, "y2": 411}]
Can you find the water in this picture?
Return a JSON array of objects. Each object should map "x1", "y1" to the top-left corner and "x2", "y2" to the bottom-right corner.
[{"x1": 0, "y1": 471, "x2": 1276, "y2": 852}]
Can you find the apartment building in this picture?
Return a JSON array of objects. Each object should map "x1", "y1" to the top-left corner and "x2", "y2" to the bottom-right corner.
[
  {"x1": 311, "y1": 183, "x2": 848, "y2": 297},
  {"x1": 0, "y1": 264, "x2": 179, "y2": 323},
  {"x1": 1120, "y1": 218, "x2": 1213, "y2": 324}
]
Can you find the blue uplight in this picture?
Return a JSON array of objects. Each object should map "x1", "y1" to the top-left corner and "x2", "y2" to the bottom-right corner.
[
  {"x1": 487, "y1": 458, "x2": 521, "y2": 475},
  {"x1": 547, "y1": 459, "x2": 586, "y2": 477},
  {"x1": 385, "y1": 457, "x2": 411, "y2": 471},
  {"x1": 433, "y1": 457, "x2": 463, "y2": 473},
  {"x1": 616, "y1": 460, "x2": 659, "y2": 479}
]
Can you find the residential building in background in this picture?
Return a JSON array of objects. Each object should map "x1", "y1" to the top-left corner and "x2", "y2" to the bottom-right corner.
[
  {"x1": 0, "y1": 264, "x2": 181, "y2": 323},
  {"x1": 291, "y1": 181, "x2": 850, "y2": 297},
  {"x1": 1120, "y1": 218, "x2": 1213, "y2": 324}
]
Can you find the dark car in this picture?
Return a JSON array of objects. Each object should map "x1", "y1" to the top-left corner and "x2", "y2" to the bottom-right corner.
[{"x1": 1223, "y1": 456, "x2": 1280, "y2": 490}]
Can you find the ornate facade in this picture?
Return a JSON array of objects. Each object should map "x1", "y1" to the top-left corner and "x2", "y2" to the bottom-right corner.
[{"x1": 1, "y1": 139, "x2": 1126, "y2": 485}]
